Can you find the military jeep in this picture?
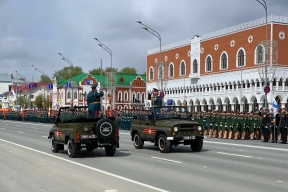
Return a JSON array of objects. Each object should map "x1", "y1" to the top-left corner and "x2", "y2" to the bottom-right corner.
[
  {"x1": 130, "y1": 106, "x2": 204, "y2": 153},
  {"x1": 48, "y1": 106, "x2": 119, "y2": 158}
]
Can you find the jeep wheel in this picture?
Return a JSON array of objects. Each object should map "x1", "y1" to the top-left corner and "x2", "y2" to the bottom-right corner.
[
  {"x1": 95, "y1": 118, "x2": 116, "y2": 139},
  {"x1": 190, "y1": 139, "x2": 203, "y2": 152},
  {"x1": 105, "y1": 146, "x2": 116, "y2": 156},
  {"x1": 158, "y1": 134, "x2": 171, "y2": 153},
  {"x1": 51, "y1": 136, "x2": 59, "y2": 153},
  {"x1": 67, "y1": 139, "x2": 78, "y2": 158},
  {"x1": 133, "y1": 132, "x2": 144, "y2": 149}
]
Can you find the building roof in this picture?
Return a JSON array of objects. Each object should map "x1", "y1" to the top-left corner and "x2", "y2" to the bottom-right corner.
[
  {"x1": 2, "y1": 82, "x2": 50, "y2": 95},
  {"x1": 57, "y1": 73, "x2": 146, "y2": 86},
  {"x1": 0, "y1": 73, "x2": 25, "y2": 83},
  {"x1": 147, "y1": 15, "x2": 288, "y2": 55}
]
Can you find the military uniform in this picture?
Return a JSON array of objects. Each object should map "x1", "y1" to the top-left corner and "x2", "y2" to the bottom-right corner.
[
  {"x1": 151, "y1": 88, "x2": 162, "y2": 117},
  {"x1": 87, "y1": 84, "x2": 104, "y2": 118},
  {"x1": 279, "y1": 108, "x2": 287, "y2": 144}
]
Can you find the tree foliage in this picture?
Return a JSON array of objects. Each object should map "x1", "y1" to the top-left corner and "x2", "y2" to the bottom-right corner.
[
  {"x1": 40, "y1": 75, "x2": 52, "y2": 83},
  {"x1": 16, "y1": 96, "x2": 29, "y2": 109},
  {"x1": 52, "y1": 66, "x2": 83, "y2": 80},
  {"x1": 89, "y1": 67, "x2": 104, "y2": 75},
  {"x1": 0, "y1": 104, "x2": 2, "y2": 108},
  {"x1": 119, "y1": 67, "x2": 137, "y2": 74},
  {"x1": 34, "y1": 95, "x2": 50, "y2": 109},
  {"x1": 104, "y1": 67, "x2": 118, "y2": 73}
]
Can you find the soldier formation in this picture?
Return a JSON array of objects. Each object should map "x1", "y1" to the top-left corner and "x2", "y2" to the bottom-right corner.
[{"x1": 191, "y1": 107, "x2": 288, "y2": 144}]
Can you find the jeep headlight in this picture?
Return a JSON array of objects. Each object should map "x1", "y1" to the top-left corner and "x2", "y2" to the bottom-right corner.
[
  {"x1": 197, "y1": 126, "x2": 202, "y2": 131},
  {"x1": 173, "y1": 127, "x2": 178, "y2": 132}
]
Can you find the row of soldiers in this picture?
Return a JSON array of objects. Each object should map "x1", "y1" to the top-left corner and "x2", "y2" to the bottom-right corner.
[{"x1": 191, "y1": 107, "x2": 288, "y2": 144}]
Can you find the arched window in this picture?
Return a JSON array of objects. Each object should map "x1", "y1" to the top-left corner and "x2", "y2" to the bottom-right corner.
[
  {"x1": 237, "y1": 49, "x2": 245, "y2": 67},
  {"x1": 193, "y1": 59, "x2": 198, "y2": 73},
  {"x1": 158, "y1": 65, "x2": 164, "y2": 79},
  {"x1": 67, "y1": 91, "x2": 71, "y2": 99},
  {"x1": 256, "y1": 46, "x2": 263, "y2": 64},
  {"x1": 149, "y1": 67, "x2": 154, "y2": 80},
  {"x1": 118, "y1": 105, "x2": 122, "y2": 110},
  {"x1": 124, "y1": 92, "x2": 128, "y2": 101},
  {"x1": 206, "y1": 56, "x2": 212, "y2": 72},
  {"x1": 137, "y1": 92, "x2": 140, "y2": 103},
  {"x1": 180, "y1": 61, "x2": 186, "y2": 76},
  {"x1": 79, "y1": 91, "x2": 83, "y2": 100},
  {"x1": 118, "y1": 91, "x2": 122, "y2": 103},
  {"x1": 221, "y1": 53, "x2": 228, "y2": 69},
  {"x1": 124, "y1": 105, "x2": 128, "y2": 109},
  {"x1": 132, "y1": 92, "x2": 136, "y2": 103},
  {"x1": 169, "y1": 63, "x2": 174, "y2": 77},
  {"x1": 142, "y1": 93, "x2": 145, "y2": 103},
  {"x1": 73, "y1": 91, "x2": 77, "y2": 99}
]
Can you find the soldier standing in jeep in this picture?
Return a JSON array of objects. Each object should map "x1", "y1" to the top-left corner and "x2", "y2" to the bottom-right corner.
[{"x1": 87, "y1": 83, "x2": 104, "y2": 118}]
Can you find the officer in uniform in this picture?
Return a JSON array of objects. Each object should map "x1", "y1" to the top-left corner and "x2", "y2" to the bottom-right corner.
[
  {"x1": 279, "y1": 107, "x2": 287, "y2": 144},
  {"x1": 261, "y1": 108, "x2": 270, "y2": 142},
  {"x1": 87, "y1": 84, "x2": 104, "y2": 118},
  {"x1": 151, "y1": 88, "x2": 162, "y2": 118}
]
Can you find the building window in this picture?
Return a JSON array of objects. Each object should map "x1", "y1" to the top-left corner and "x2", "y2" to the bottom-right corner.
[
  {"x1": 206, "y1": 56, "x2": 212, "y2": 72},
  {"x1": 74, "y1": 91, "x2": 77, "y2": 99},
  {"x1": 124, "y1": 92, "x2": 128, "y2": 101},
  {"x1": 169, "y1": 63, "x2": 174, "y2": 77},
  {"x1": 237, "y1": 49, "x2": 245, "y2": 67},
  {"x1": 83, "y1": 91, "x2": 87, "y2": 99},
  {"x1": 149, "y1": 67, "x2": 154, "y2": 80},
  {"x1": 132, "y1": 92, "x2": 136, "y2": 103},
  {"x1": 118, "y1": 91, "x2": 122, "y2": 103},
  {"x1": 124, "y1": 105, "x2": 128, "y2": 109},
  {"x1": 256, "y1": 45, "x2": 264, "y2": 64},
  {"x1": 67, "y1": 91, "x2": 71, "y2": 99},
  {"x1": 221, "y1": 53, "x2": 228, "y2": 69},
  {"x1": 193, "y1": 59, "x2": 198, "y2": 73},
  {"x1": 142, "y1": 93, "x2": 145, "y2": 103},
  {"x1": 180, "y1": 61, "x2": 186, "y2": 76},
  {"x1": 118, "y1": 105, "x2": 122, "y2": 110},
  {"x1": 158, "y1": 65, "x2": 164, "y2": 79},
  {"x1": 136, "y1": 92, "x2": 140, "y2": 103},
  {"x1": 79, "y1": 91, "x2": 83, "y2": 100}
]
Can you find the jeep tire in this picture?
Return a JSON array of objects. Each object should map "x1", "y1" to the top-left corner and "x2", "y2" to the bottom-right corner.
[
  {"x1": 67, "y1": 139, "x2": 78, "y2": 158},
  {"x1": 95, "y1": 118, "x2": 116, "y2": 139},
  {"x1": 133, "y1": 132, "x2": 144, "y2": 149},
  {"x1": 190, "y1": 139, "x2": 203, "y2": 152},
  {"x1": 105, "y1": 146, "x2": 116, "y2": 156},
  {"x1": 158, "y1": 134, "x2": 171, "y2": 153},
  {"x1": 51, "y1": 136, "x2": 59, "y2": 153}
]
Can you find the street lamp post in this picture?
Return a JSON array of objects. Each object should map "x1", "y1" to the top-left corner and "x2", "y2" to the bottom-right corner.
[
  {"x1": 256, "y1": 0, "x2": 268, "y2": 108},
  {"x1": 15, "y1": 71, "x2": 26, "y2": 109},
  {"x1": 136, "y1": 20, "x2": 163, "y2": 91},
  {"x1": 93, "y1": 37, "x2": 113, "y2": 110},
  {"x1": 58, "y1": 52, "x2": 74, "y2": 67},
  {"x1": 30, "y1": 64, "x2": 47, "y2": 109}
]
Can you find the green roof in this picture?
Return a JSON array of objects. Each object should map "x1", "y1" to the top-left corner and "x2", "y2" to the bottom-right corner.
[{"x1": 57, "y1": 73, "x2": 146, "y2": 86}]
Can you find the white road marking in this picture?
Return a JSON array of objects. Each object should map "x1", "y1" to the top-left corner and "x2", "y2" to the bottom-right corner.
[
  {"x1": 0, "y1": 138, "x2": 169, "y2": 192},
  {"x1": 203, "y1": 166, "x2": 207, "y2": 168},
  {"x1": 17, "y1": 131, "x2": 24, "y2": 134},
  {"x1": 32, "y1": 127, "x2": 39, "y2": 129},
  {"x1": 276, "y1": 180, "x2": 283, "y2": 183},
  {"x1": 217, "y1": 152, "x2": 253, "y2": 158},
  {"x1": 105, "y1": 190, "x2": 118, "y2": 192},
  {"x1": 42, "y1": 136, "x2": 47, "y2": 137},
  {"x1": 1, "y1": 121, "x2": 51, "y2": 127},
  {"x1": 1, "y1": 128, "x2": 5, "y2": 130},
  {"x1": 151, "y1": 156, "x2": 182, "y2": 164},
  {"x1": 205, "y1": 141, "x2": 288, "y2": 152}
]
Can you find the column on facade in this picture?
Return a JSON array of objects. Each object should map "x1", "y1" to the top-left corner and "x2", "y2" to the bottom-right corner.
[
  {"x1": 276, "y1": 81, "x2": 279, "y2": 91},
  {"x1": 194, "y1": 105, "x2": 198, "y2": 112},
  {"x1": 208, "y1": 105, "x2": 211, "y2": 111},
  {"x1": 215, "y1": 104, "x2": 219, "y2": 111},
  {"x1": 231, "y1": 104, "x2": 235, "y2": 112},
  {"x1": 248, "y1": 103, "x2": 253, "y2": 112},
  {"x1": 282, "y1": 82, "x2": 285, "y2": 91},
  {"x1": 222, "y1": 104, "x2": 227, "y2": 112},
  {"x1": 240, "y1": 103, "x2": 244, "y2": 112}
]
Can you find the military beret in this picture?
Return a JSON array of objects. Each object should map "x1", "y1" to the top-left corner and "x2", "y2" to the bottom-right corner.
[{"x1": 91, "y1": 84, "x2": 98, "y2": 89}]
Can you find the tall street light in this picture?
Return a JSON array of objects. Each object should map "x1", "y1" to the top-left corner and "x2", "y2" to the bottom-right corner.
[
  {"x1": 256, "y1": 0, "x2": 268, "y2": 108},
  {"x1": 15, "y1": 71, "x2": 26, "y2": 108},
  {"x1": 136, "y1": 20, "x2": 163, "y2": 91},
  {"x1": 93, "y1": 37, "x2": 113, "y2": 110},
  {"x1": 30, "y1": 64, "x2": 48, "y2": 108},
  {"x1": 58, "y1": 52, "x2": 74, "y2": 67}
]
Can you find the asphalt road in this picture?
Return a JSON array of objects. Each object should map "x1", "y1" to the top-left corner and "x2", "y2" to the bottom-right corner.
[{"x1": 0, "y1": 120, "x2": 288, "y2": 192}]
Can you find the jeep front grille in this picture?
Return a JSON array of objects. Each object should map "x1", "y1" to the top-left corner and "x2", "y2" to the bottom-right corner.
[{"x1": 178, "y1": 125, "x2": 195, "y2": 134}]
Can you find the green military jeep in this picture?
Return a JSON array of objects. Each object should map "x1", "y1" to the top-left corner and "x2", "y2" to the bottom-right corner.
[
  {"x1": 130, "y1": 106, "x2": 204, "y2": 153},
  {"x1": 48, "y1": 106, "x2": 119, "y2": 158}
]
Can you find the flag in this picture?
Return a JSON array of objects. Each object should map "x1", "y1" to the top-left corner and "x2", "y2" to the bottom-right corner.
[{"x1": 272, "y1": 95, "x2": 278, "y2": 118}]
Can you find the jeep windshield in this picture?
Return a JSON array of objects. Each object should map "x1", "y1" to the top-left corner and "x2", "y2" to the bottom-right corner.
[{"x1": 152, "y1": 106, "x2": 188, "y2": 120}]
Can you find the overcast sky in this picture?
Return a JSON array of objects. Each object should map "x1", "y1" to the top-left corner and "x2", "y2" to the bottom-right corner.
[{"x1": 0, "y1": 0, "x2": 288, "y2": 82}]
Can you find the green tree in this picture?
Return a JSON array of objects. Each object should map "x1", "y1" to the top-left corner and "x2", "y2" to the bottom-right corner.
[
  {"x1": 52, "y1": 66, "x2": 83, "y2": 80},
  {"x1": 16, "y1": 96, "x2": 29, "y2": 109},
  {"x1": 34, "y1": 95, "x2": 49, "y2": 109},
  {"x1": 104, "y1": 67, "x2": 118, "y2": 73},
  {"x1": 119, "y1": 67, "x2": 137, "y2": 74},
  {"x1": 40, "y1": 75, "x2": 52, "y2": 83},
  {"x1": 0, "y1": 104, "x2": 2, "y2": 108},
  {"x1": 89, "y1": 67, "x2": 104, "y2": 75}
]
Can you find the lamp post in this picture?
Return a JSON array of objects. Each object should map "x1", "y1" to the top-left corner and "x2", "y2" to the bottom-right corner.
[
  {"x1": 93, "y1": 37, "x2": 113, "y2": 110},
  {"x1": 256, "y1": 0, "x2": 268, "y2": 108},
  {"x1": 30, "y1": 64, "x2": 47, "y2": 109},
  {"x1": 58, "y1": 52, "x2": 74, "y2": 67},
  {"x1": 136, "y1": 20, "x2": 163, "y2": 91}
]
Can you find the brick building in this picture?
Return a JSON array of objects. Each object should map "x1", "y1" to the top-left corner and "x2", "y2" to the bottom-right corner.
[{"x1": 146, "y1": 15, "x2": 288, "y2": 112}]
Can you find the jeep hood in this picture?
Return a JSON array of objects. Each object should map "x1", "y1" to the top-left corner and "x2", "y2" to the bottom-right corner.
[{"x1": 156, "y1": 119, "x2": 200, "y2": 127}]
